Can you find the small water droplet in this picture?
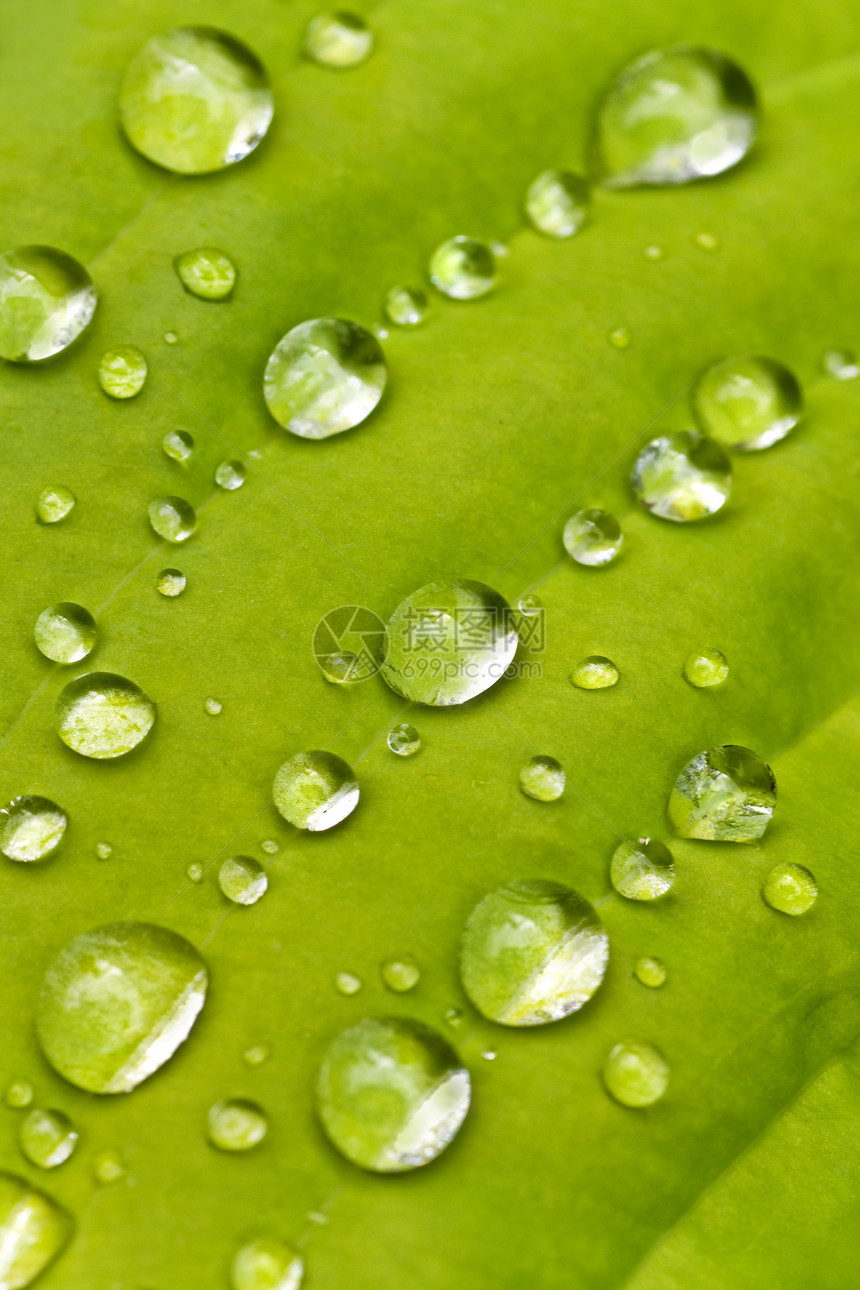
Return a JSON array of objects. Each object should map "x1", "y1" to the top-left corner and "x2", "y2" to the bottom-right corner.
[
  {"x1": 307, "y1": 1211, "x2": 328, "y2": 1226},
  {"x1": 384, "y1": 284, "x2": 428, "y2": 327},
  {"x1": 97, "y1": 346, "x2": 147, "y2": 400},
  {"x1": 260, "y1": 839, "x2": 279, "y2": 855},
  {"x1": 631, "y1": 430, "x2": 731, "y2": 521},
  {"x1": 34, "y1": 603, "x2": 96, "y2": 664},
  {"x1": 570, "y1": 656, "x2": 619, "y2": 689},
  {"x1": 762, "y1": 862, "x2": 817, "y2": 916},
  {"x1": 602, "y1": 1040, "x2": 669, "y2": 1106},
  {"x1": 381, "y1": 954, "x2": 420, "y2": 992},
  {"x1": 821, "y1": 347, "x2": 859, "y2": 380},
  {"x1": 519, "y1": 755, "x2": 565, "y2": 802},
  {"x1": 243, "y1": 1043, "x2": 270, "y2": 1067},
  {"x1": 0, "y1": 246, "x2": 97, "y2": 361},
  {"x1": 694, "y1": 231, "x2": 720, "y2": 251},
  {"x1": 316, "y1": 1018, "x2": 470, "y2": 1172},
  {"x1": 95, "y1": 842, "x2": 113, "y2": 860},
  {"x1": 481, "y1": 1050, "x2": 496, "y2": 1062},
  {"x1": 593, "y1": 46, "x2": 758, "y2": 187},
  {"x1": 387, "y1": 723, "x2": 421, "y2": 757},
  {"x1": 608, "y1": 326, "x2": 631, "y2": 349},
  {"x1": 692, "y1": 356, "x2": 803, "y2": 450},
  {"x1": 231, "y1": 1237, "x2": 304, "y2": 1290},
  {"x1": 175, "y1": 247, "x2": 237, "y2": 300},
  {"x1": 444, "y1": 1007, "x2": 463, "y2": 1028},
  {"x1": 5, "y1": 1081, "x2": 34, "y2": 1109},
  {"x1": 635, "y1": 956, "x2": 667, "y2": 988},
  {"x1": 56, "y1": 672, "x2": 156, "y2": 759},
  {"x1": 644, "y1": 244, "x2": 664, "y2": 260},
  {"x1": 490, "y1": 241, "x2": 510, "y2": 258},
  {"x1": 93, "y1": 1148, "x2": 125, "y2": 1185},
  {"x1": 19, "y1": 1109, "x2": 78, "y2": 1170},
  {"x1": 219, "y1": 856, "x2": 267, "y2": 906},
  {"x1": 186, "y1": 864, "x2": 204, "y2": 887},
  {"x1": 36, "y1": 922, "x2": 208, "y2": 1093},
  {"x1": 207, "y1": 1099, "x2": 268, "y2": 1151},
  {"x1": 162, "y1": 430, "x2": 194, "y2": 462},
  {"x1": 156, "y1": 568, "x2": 186, "y2": 597},
  {"x1": 163, "y1": 330, "x2": 179, "y2": 345},
  {"x1": 517, "y1": 592, "x2": 542, "y2": 617},
  {"x1": 321, "y1": 651, "x2": 363, "y2": 684},
  {"x1": 204, "y1": 697, "x2": 223, "y2": 716},
  {"x1": 264, "y1": 318, "x2": 387, "y2": 438},
  {"x1": 37, "y1": 486, "x2": 76, "y2": 525},
  {"x1": 610, "y1": 838, "x2": 675, "y2": 901},
  {"x1": 0, "y1": 1172, "x2": 74, "y2": 1286},
  {"x1": 119, "y1": 27, "x2": 273, "y2": 173},
  {"x1": 304, "y1": 11, "x2": 373, "y2": 67},
  {"x1": 273, "y1": 751, "x2": 359, "y2": 832},
  {"x1": 669, "y1": 744, "x2": 776, "y2": 842},
  {"x1": 429, "y1": 236, "x2": 496, "y2": 300},
  {"x1": 563, "y1": 508, "x2": 623, "y2": 566},
  {"x1": 335, "y1": 971, "x2": 362, "y2": 996},
  {"x1": 0, "y1": 797, "x2": 67, "y2": 863},
  {"x1": 214, "y1": 460, "x2": 246, "y2": 491},
  {"x1": 524, "y1": 168, "x2": 590, "y2": 238},
  {"x1": 148, "y1": 496, "x2": 196, "y2": 542},
  {"x1": 683, "y1": 647, "x2": 728, "y2": 688},
  {"x1": 460, "y1": 880, "x2": 609, "y2": 1025}
]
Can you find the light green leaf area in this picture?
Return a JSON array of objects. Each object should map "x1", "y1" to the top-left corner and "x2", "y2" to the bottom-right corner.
[{"x1": 2, "y1": 0, "x2": 860, "y2": 1286}]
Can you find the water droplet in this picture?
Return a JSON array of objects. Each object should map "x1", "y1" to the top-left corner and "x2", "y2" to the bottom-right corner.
[
  {"x1": 304, "y1": 11, "x2": 373, "y2": 68},
  {"x1": 519, "y1": 755, "x2": 565, "y2": 802},
  {"x1": 19, "y1": 1109, "x2": 78, "y2": 1170},
  {"x1": 162, "y1": 430, "x2": 194, "y2": 462},
  {"x1": 156, "y1": 568, "x2": 187, "y2": 597},
  {"x1": 593, "y1": 46, "x2": 758, "y2": 187},
  {"x1": 683, "y1": 647, "x2": 728, "y2": 688},
  {"x1": 669, "y1": 744, "x2": 776, "y2": 842},
  {"x1": 481, "y1": 1050, "x2": 496, "y2": 1061},
  {"x1": 243, "y1": 1043, "x2": 270, "y2": 1067},
  {"x1": 610, "y1": 837, "x2": 675, "y2": 901},
  {"x1": 380, "y1": 579, "x2": 517, "y2": 705},
  {"x1": 207, "y1": 1099, "x2": 268, "y2": 1151},
  {"x1": 316, "y1": 1017, "x2": 470, "y2": 1172},
  {"x1": 95, "y1": 842, "x2": 113, "y2": 860},
  {"x1": 175, "y1": 247, "x2": 236, "y2": 300},
  {"x1": 692, "y1": 356, "x2": 803, "y2": 450},
  {"x1": 387, "y1": 723, "x2": 421, "y2": 757},
  {"x1": 384, "y1": 284, "x2": 428, "y2": 327},
  {"x1": 264, "y1": 318, "x2": 386, "y2": 439},
  {"x1": 260, "y1": 840, "x2": 279, "y2": 855},
  {"x1": 694, "y1": 231, "x2": 720, "y2": 250},
  {"x1": 631, "y1": 430, "x2": 731, "y2": 521},
  {"x1": 821, "y1": 347, "x2": 859, "y2": 380},
  {"x1": 335, "y1": 971, "x2": 362, "y2": 996},
  {"x1": 273, "y1": 751, "x2": 359, "y2": 832},
  {"x1": 219, "y1": 856, "x2": 267, "y2": 906},
  {"x1": 762, "y1": 862, "x2": 817, "y2": 916},
  {"x1": 0, "y1": 797, "x2": 67, "y2": 863},
  {"x1": 644, "y1": 244, "x2": 664, "y2": 260},
  {"x1": 37, "y1": 486, "x2": 76, "y2": 525},
  {"x1": 93, "y1": 1149, "x2": 125, "y2": 1185},
  {"x1": 429, "y1": 236, "x2": 496, "y2": 300},
  {"x1": 524, "y1": 169, "x2": 590, "y2": 238},
  {"x1": 517, "y1": 592, "x2": 542, "y2": 617},
  {"x1": 570, "y1": 656, "x2": 619, "y2": 689},
  {"x1": 34, "y1": 603, "x2": 96, "y2": 664},
  {"x1": 5, "y1": 1081, "x2": 34, "y2": 1109},
  {"x1": 563, "y1": 508, "x2": 623, "y2": 566},
  {"x1": 0, "y1": 245, "x2": 97, "y2": 362},
  {"x1": 148, "y1": 496, "x2": 196, "y2": 543},
  {"x1": 231, "y1": 1236, "x2": 304, "y2": 1290},
  {"x1": 36, "y1": 922, "x2": 208, "y2": 1093},
  {"x1": 56, "y1": 672, "x2": 156, "y2": 759},
  {"x1": 321, "y1": 651, "x2": 362, "y2": 684},
  {"x1": 97, "y1": 346, "x2": 147, "y2": 399},
  {"x1": 608, "y1": 326, "x2": 631, "y2": 349},
  {"x1": 602, "y1": 1041, "x2": 669, "y2": 1106},
  {"x1": 381, "y1": 954, "x2": 420, "y2": 992},
  {"x1": 215, "y1": 459, "x2": 246, "y2": 490},
  {"x1": 635, "y1": 956, "x2": 667, "y2": 988},
  {"x1": 459, "y1": 880, "x2": 609, "y2": 1026},
  {"x1": 444, "y1": 1007, "x2": 463, "y2": 1029},
  {"x1": 204, "y1": 697, "x2": 223, "y2": 716},
  {"x1": 119, "y1": 27, "x2": 273, "y2": 173},
  {"x1": 0, "y1": 1172, "x2": 74, "y2": 1286},
  {"x1": 187, "y1": 863, "x2": 204, "y2": 885},
  {"x1": 164, "y1": 330, "x2": 179, "y2": 345}
]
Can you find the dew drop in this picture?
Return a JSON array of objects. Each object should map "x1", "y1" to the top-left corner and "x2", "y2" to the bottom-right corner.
[
  {"x1": 93, "y1": 1149, "x2": 125, "y2": 1185},
  {"x1": 822, "y1": 347, "x2": 859, "y2": 380},
  {"x1": 316, "y1": 1017, "x2": 470, "y2": 1172},
  {"x1": 36, "y1": 922, "x2": 208, "y2": 1094},
  {"x1": 34, "y1": 603, "x2": 96, "y2": 664},
  {"x1": 187, "y1": 862, "x2": 204, "y2": 884},
  {"x1": 692, "y1": 356, "x2": 803, "y2": 450},
  {"x1": 602, "y1": 1040, "x2": 669, "y2": 1107},
  {"x1": 95, "y1": 843, "x2": 113, "y2": 860},
  {"x1": 0, "y1": 796, "x2": 67, "y2": 863},
  {"x1": 571, "y1": 656, "x2": 619, "y2": 689},
  {"x1": 207, "y1": 1099, "x2": 268, "y2": 1151},
  {"x1": 429, "y1": 236, "x2": 496, "y2": 300},
  {"x1": 19, "y1": 1109, "x2": 78, "y2": 1170},
  {"x1": 644, "y1": 244, "x2": 664, "y2": 260},
  {"x1": 524, "y1": 169, "x2": 590, "y2": 238},
  {"x1": 304, "y1": 11, "x2": 373, "y2": 68},
  {"x1": 164, "y1": 330, "x2": 179, "y2": 345},
  {"x1": 0, "y1": 246, "x2": 97, "y2": 362},
  {"x1": 231, "y1": 1236, "x2": 304, "y2": 1290},
  {"x1": 517, "y1": 592, "x2": 542, "y2": 617},
  {"x1": 683, "y1": 647, "x2": 728, "y2": 688},
  {"x1": 459, "y1": 880, "x2": 609, "y2": 1026},
  {"x1": 219, "y1": 856, "x2": 267, "y2": 906},
  {"x1": 694, "y1": 231, "x2": 720, "y2": 251},
  {"x1": 631, "y1": 430, "x2": 731, "y2": 521},
  {"x1": 668, "y1": 744, "x2": 776, "y2": 842},
  {"x1": 519, "y1": 755, "x2": 565, "y2": 802},
  {"x1": 204, "y1": 697, "x2": 223, "y2": 716},
  {"x1": 381, "y1": 954, "x2": 420, "y2": 993},
  {"x1": 0, "y1": 1172, "x2": 74, "y2": 1287},
  {"x1": 608, "y1": 326, "x2": 631, "y2": 349},
  {"x1": 215, "y1": 460, "x2": 246, "y2": 490},
  {"x1": 335, "y1": 972, "x2": 362, "y2": 996},
  {"x1": 635, "y1": 956, "x2": 667, "y2": 988},
  {"x1": 260, "y1": 840, "x2": 279, "y2": 855},
  {"x1": 384, "y1": 284, "x2": 428, "y2": 327},
  {"x1": 56, "y1": 672, "x2": 156, "y2": 759},
  {"x1": 175, "y1": 247, "x2": 237, "y2": 300},
  {"x1": 762, "y1": 862, "x2": 817, "y2": 916},
  {"x1": 563, "y1": 508, "x2": 623, "y2": 566},
  {"x1": 37, "y1": 486, "x2": 76, "y2": 525},
  {"x1": 156, "y1": 568, "x2": 186, "y2": 597},
  {"x1": 243, "y1": 1043, "x2": 271, "y2": 1067},
  {"x1": 444, "y1": 1007, "x2": 463, "y2": 1029},
  {"x1": 610, "y1": 837, "x2": 675, "y2": 901},
  {"x1": 97, "y1": 345, "x2": 148, "y2": 399},
  {"x1": 162, "y1": 430, "x2": 194, "y2": 462},
  {"x1": 387, "y1": 723, "x2": 421, "y2": 757},
  {"x1": 481, "y1": 1050, "x2": 496, "y2": 1062},
  {"x1": 119, "y1": 27, "x2": 273, "y2": 174},
  {"x1": 273, "y1": 751, "x2": 359, "y2": 831},
  {"x1": 148, "y1": 496, "x2": 196, "y2": 542},
  {"x1": 5, "y1": 1081, "x2": 34, "y2": 1109},
  {"x1": 373, "y1": 325, "x2": 389, "y2": 341},
  {"x1": 264, "y1": 318, "x2": 386, "y2": 438},
  {"x1": 321, "y1": 651, "x2": 362, "y2": 684}
]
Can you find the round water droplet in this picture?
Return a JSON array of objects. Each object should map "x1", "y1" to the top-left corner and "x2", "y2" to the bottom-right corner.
[
  {"x1": 429, "y1": 236, "x2": 496, "y2": 300},
  {"x1": 56, "y1": 672, "x2": 156, "y2": 759},
  {"x1": 683, "y1": 646, "x2": 728, "y2": 688},
  {"x1": 204, "y1": 697, "x2": 223, "y2": 715},
  {"x1": 37, "y1": 486, "x2": 76, "y2": 525},
  {"x1": 215, "y1": 460, "x2": 246, "y2": 490},
  {"x1": 694, "y1": 231, "x2": 720, "y2": 250},
  {"x1": 460, "y1": 880, "x2": 609, "y2": 1026},
  {"x1": 381, "y1": 954, "x2": 420, "y2": 992},
  {"x1": 593, "y1": 46, "x2": 758, "y2": 187},
  {"x1": 207, "y1": 1099, "x2": 268, "y2": 1151},
  {"x1": 571, "y1": 656, "x2": 619, "y2": 689},
  {"x1": 762, "y1": 862, "x2": 817, "y2": 916},
  {"x1": 264, "y1": 318, "x2": 386, "y2": 439},
  {"x1": 304, "y1": 11, "x2": 373, "y2": 68},
  {"x1": 0, "y1": 1172, "x2": 74, "y2": 1287},
  {"x1": 822, "y1": 347, "x2": 859, "y2": 380},
  {"x1": 273, "y1": 751, "x2": 359, "y2": 832},
  {"x1": 669, "y1": 744, "x2": 776, "y2": 842},
  {"x1": 97, "y1": 346, "x2": 147, "y2": 399},
  {"x1": 156, "y1": 568, "x2": 186, "y2": 597},
  {"x1": 148, "y1": 496, "x2": 196, "y2": 543},
  {"x1": 317, "y1": 1017, "x2": 470, "y2": 1172},
  {"x1": 175, "y1": 247, "x2": 237, "y2": 300},
  {"x1": 692, "y1": 356, "x2": 803, "y2": 451},
  {"x1": 219, "y1": 856, "x2": 267, "y2": 906},
  {"x1": 380, "y1": 579, "x2": 517, "y2": 706},
  {"x1": 162, "y1": 430, "x2": 194, "y2": 462},
  {"x1": 608, "y1": 326, "x2": 631, "y2": 349},
  {"x1": 231, "y1": 1236, "x2": 304, "y2": 1290},
  {"x1": 187, "y1": 862, "x2": 204, "y2": 884},
  {"x1": 95, "y1": 842, "x2": 112, "y2": 860},
  {"x1": 335, "y1": 972, "x2": 362, "y2": 996},
  {"x1": 635, "y1": 956, "x2": 667, "y2": 988},
  {"x1": 387, "y1": 723, "x2": 421, "y2": 757},
  {"x1": 320, "y1": 651, "x2": 362, "y2": 684},
  {"x1": 517, "y1": 592, "x2": 542, "y2": 617},
  {"x1": 93, "y1": 1148, "x2": 125, "y2": 1185},
  {"x1": 519, "y1": 755, "x2": 565, "y2": 802},
  {"x1": 631, "y1": 430, "x2": 731, "y2": 521},
  {"x1": 19, "y1": 1109, "x2": 78, "y2": 1170},
  {"x1": 0, "y1": 246, "x2": 97, "y2": 362},
  {"x1": 644, "y1": 244, "x2": 664, "y2": 260},
  {"x1": 444, "y1": 1007, "x2": 463, "y2": 1029},
  {"x1": 5, "y1": 1081, "x2": 34, "y2": 1109},
  {"x1": 610, "y1": 837, "x2": 675, "y2": 901},
  {"x1": 36, "y1": 922, "x2": 208, "y2": 1094},
  {"x1": 164, "y1": 330, "x2": 179, "y2": 345},
  {"x1": 119, "y1": 27, "x2": 273, "y2": 174},
  {"x1": 384, "y1": 284, "x2": 428, "y2": 327},
  {"x1": 524, "y1": 169, "x2": 590, "y2": 238},
  {"x1": 0, "y1": 796, "x2": 67, "y2": 863},
  {"x1": 602, "y1": 1041, "x2": 669, "y2": 1107},
  {"x1": 34, "y1": 603, "x2": 96, "y2": 664},
  {"x1": 243, "y1": 1043, "x2": 270, "y2": 1067},
  {"x1": 563, "y1": 508, "x2": 623, "y2": 566},
  {"x1": 260, "y1": 840, "x2": 279, "y2": 855}
]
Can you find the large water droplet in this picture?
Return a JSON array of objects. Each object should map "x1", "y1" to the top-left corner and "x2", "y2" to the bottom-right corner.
[
  {"x1": 148, "y1": 496, "x2": 197, "y2": 542},
  {"x1": 634, "y1": 956, "x2": 667, "y2": 988},
  {"x1": 429, "y1": 236, "x2": 496, "y2": 300},
  {"x1": 384, "y1": 285, "x2": 428, "y2": 327},
  {"x1": 610, "y1": 837, "x2": 675, "y2": 900},
  {"x1": 37, "y1": 486, "x2": 76, "y2": 525},
  {"x1": 219, "y1": 856, "x2": 267, "y2": 906},
  {"x1": 668, "y1": 744, "x2": 776, "y2": 841},
  {"x1": 459, "y1": 880, "x2": 609, "y2": 1026},
  {"x1": 0, "y1": 1172, "x2": 74, "y2": 1287},
  {"x1": 570, "y1": 656, "x2": 618, "y2": 689},
  {"x1": 231, "y1": 1237, "x2": 304, "y2": 1290},
  {"x1": 215, "y1": 460, "x2": 246, "y2": 490},
  {"x1": 692, "y1": 356, "x2": 803, "y2": 450},
  {"x1": 316, "y1": 1017, "x2": 470, "y2": 1172},
  {"x1": 380, "y1": 579, "x2": 517, "y2": 706},
  {"x1": 631, "y1": 430, "x2": 731, "y2": 521},
  {"x1": 5, "y1": 1081, "x2": 34, "y2": 1109},
  {"x1": 162, "y1": 430, "x2": 194, "y2": 463},
  {"x1": 56, "y1": 672, "x2": 156, "y2": 759},
  {"x1": 119, "y1": 27, "x2": 273, "y2": 174},
  {"x1": 34, "y1": 604, "x2": 96, "y2": 664},
  {"x1": 273, "y1": 751, "x2": 359, "y2": 831},
  {"x1": 0, "y1": 796, "x2": 67, "y2": 863},
  {"x1": 97, "y1": 346, "x2": 147, "y2": 399},
  {"x1": 175, "y1": 247, "x2": 237, "y2": 300},
  {"x1": 303, "y1": 12, "x2": 373, "y2": 68},
  {"x1": 156, "y1": 568, "x2": 187, "y2": 598},
  {"x1": 264, "y1": 318, "x2": 386, "y2": 438},
  {"x1": 519, "y1": 755, "x2": 565, "y2": 802},
  {"x1": 762, "y1": 862, "x2": 817, "y2": 915},
  {"x1": 381, "y1": 954, "x2": 420, "y2": 992},
  {"x1": 207, "y1": 1099, "x2": 268, "y2": 1151},
  {"x1": 822, "y1": 347, "x2": 859, "y2": 380},
  {"x1": 602, "y1": 1040, "x2": 669, "y2": 1106},
  {"x1": 19, "y1": 1109, "x2": 78, "y2": 1170},
  {"x1": 387, "y1": 723, "x2": 421, "y2": 757},
  {"x1": 683, "y1": 646, "x2": 728, "y2": 688},
  {"x1": 524, "y1": 169, "x2": 590, "y2": 238},
  {"x1": 0, "y1": 246, "x2": 97, "y2": 363},
  {"x1": 593, "y1": 46, "x2": 758, "y2": 187},
  {"x1": 563, "y1": 508, "x2": 623, "y2": 566}
]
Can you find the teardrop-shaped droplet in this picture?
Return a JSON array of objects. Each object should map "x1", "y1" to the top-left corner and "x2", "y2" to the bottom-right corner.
[
  {"x1": 175, "y1": 247, "x2": 237, "y2": 300},
  {"x1": 156, "y1": 568, "x2": 187, "y2": 597},
  {"x1": 524, "y1": 169, "x2": 590, "y2": 238},
  {"x1": 264, "y1": 318, "x2": 386, "y2": 438},
  {"x1": 683, "y1": 646, "x2": 729, "y2": 688},
  {"x1": 692, "y1": 355, "x2": 803, "y2": 450},
  {"x1": 36, "y1": 486, "x2": 76, "y2": 525},
  {"x1": 387, "y1": 723, "x2": 421, "y2": 756},
  {"x1": 273, "y1": 751, "x2": 359, "y2": 831},
  {"x1": 0, "y1": 1172, "x2": 74, "y2": 1287},
  {"x1": 563, "y1": 508, "x2": 623, "y2": 566},
  {"x1": 631, "y1": 430, "x2": 731, "y2": 521},
  {"x1": 56, "y1": 672, "x2": 156, "y2": 759},
  {"x1": 303, "y1": 12, "x2": 374, "y2": 68},
  {"x1": 19, "y1": 1109, "x2": 79, "y2": 1169},
  {"x1": 384, "y1": 284, "x2": 428, "y2": 327},
  {"x1": 602, "y1": 1040, "x2": 669, "y2": 1106},
  {"x1": 97, "y1": 345, "x2": 148, "y2": 399},
  {"x1": 634, "y1": 956, "x2": 667, "y2": 988},
  {"x1": 218, "y1": 856, "x2": 267, "y2": 906},
  {"x1": 668, "y1": 744, "x2": 776, "y2": 841},
  {"x1": 519, "y1": 755, "x2": 565, "y2": 802},
  {"x1": 231, "y1": 1236, "x2": 304, "y2": 1290},
  {"x1": 0, "y1": 246, "x2": 97, "y2": 362},
  {"x1": 570, "y1": 656, "x2": 618, "y2": 689},
  {"x1": 762, "y1": 862, "x2": 817, "y2": 915},
  {"x1": 610, "y1": 837, "x2": 675, "y2": 900},
  {"x1": 429, "y1": 236, "x2": 496, "y2": 300},
  {"x1": 215, "y1": 460, "x2": 246, "y2": 490},
  {"x1": 207, "y1": 1099, "x2": 268, "y2": 1151},
  {"x1": 162, "y1": 430, "x2": 194, "y2": 462},
  {"x1": 0, "y1": 796, "x2": 67, "y2": 863},
  {"x1": 148, "y1": 496, "x2": 197, "y2": 543},
  {"x1": 380, "y1": 954, "x2": 420, "y2": 992},
  {"x1": 34, "y1": 603, "x2": 96, "y2": 664}
]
